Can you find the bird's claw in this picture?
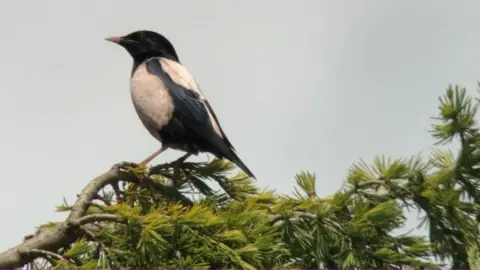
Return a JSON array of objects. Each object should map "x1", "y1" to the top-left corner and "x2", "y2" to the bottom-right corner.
[
  {"x1": 173, "y1": 153, "x2": 191, "y2": 166},
  {"x1": 170, "y1": 153, "x2": 191, "y2": 181},
  {"x1": 111, "y1": 161, "x2": 142, "y2": 172},
  {"x1": 137, "y1": 162, "x2": 149, "y2": 169}
]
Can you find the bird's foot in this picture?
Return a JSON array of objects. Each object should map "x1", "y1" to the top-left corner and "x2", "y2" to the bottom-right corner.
[
  {"x1": 137, "y1": 161, "x2": 149, "y2": 169},
  {"x1": 171, "y1": 153, "x2": 191, "y2": 168},
  {"x1": 111, "y1": 161, "x2": 138, "y2": 171},
  {"x1": 171, "y1": 153, "x2": 191, "y2": 181},
  {"x1": 111, "y1": 161, "x2": 148, "y2": 175},
  {"x1": 180, "y1": 153, "x2": 191, "y2": 163}
]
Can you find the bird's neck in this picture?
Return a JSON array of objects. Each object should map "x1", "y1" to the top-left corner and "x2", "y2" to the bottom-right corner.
[{"x1": 130, "y1": 51, "x2": 180, "y2": 76}]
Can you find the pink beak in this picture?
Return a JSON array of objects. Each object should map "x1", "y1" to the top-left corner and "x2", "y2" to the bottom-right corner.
[{"x1": 105, "y1": 36, "x2": 122, "y2": 43}]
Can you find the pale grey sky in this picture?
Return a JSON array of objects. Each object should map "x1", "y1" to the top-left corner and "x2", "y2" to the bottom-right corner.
[{"x1": 0, "y1": 0, "x2": 479, "y2": 252}]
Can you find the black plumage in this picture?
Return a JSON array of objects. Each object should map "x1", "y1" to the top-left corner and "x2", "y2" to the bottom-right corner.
[{"x1": 106, "y1": 30, "x2": 256, "y2": 179}]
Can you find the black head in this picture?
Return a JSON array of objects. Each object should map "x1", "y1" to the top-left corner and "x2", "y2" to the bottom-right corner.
[{"x1": 105, "y1": 30, "x2": 180, "y2": 63}]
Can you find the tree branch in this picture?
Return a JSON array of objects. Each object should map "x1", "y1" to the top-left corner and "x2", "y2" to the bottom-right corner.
[
  {"x1": 269, "y1": 212, "x2": 317, "y2": 226},
  {"x1": 0, "y1": 158, "x2": 240, "y2": 267},
  {"x1": 21, "y1": 248, "x2": 70, "y2": 264},
  {"x1": 0, "y1": 162, "x2": 138, "y2": 268},
  {"x1": 93, "y1": 193, "x2": 112, "y2": 206},
  {"x1": 76, "y1": 214, "x2": 127, "y2": 225}
]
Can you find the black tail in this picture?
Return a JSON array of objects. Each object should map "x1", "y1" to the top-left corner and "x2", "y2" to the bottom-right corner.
[
  {"x1": 200, "y1": 101, "x2": 255, "y2": 178},
  {"x1": 202, "y1": 135, "x2": 256, "y2": 179},
  {"x1": 227, "y1": 152, "x2": 256, "y2": 179}
]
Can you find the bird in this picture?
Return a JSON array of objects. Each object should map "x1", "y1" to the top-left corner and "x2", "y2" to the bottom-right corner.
[{"x1": 105, "y1": 30, "x2": 256, "y2": 179}]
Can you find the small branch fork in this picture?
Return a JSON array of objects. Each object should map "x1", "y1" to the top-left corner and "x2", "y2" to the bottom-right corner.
[
  {"x1": 0, "y1": 156, "x2": 262, "y2": 268},
  {"x1": 0, "y1": 161, "x2": 159, "y2": 268}
]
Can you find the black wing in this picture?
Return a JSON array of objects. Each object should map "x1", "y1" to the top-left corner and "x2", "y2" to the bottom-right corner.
[
  {"x1": 144, "y1": 59, "x2": 230, "y2": 155},
  {"x1": 203, "y1": 99, "x2": 236, "y2": 151},
  {"x1": 144, "y1": 58, "x2": 255, "y2": 178}
]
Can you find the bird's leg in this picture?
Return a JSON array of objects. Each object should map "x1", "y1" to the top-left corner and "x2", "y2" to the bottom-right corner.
[
  {"x1": 138, "y1": 146, "x2": 167, "y2": 167},
  {"x1": 174, "y1": 153, "x2": 191, "y2": 167},
  {"x1": 171, "y1": 153, "x2": 192, "y2": 184}
]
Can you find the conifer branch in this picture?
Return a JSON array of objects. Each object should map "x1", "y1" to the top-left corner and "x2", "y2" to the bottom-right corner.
[
  {"x1": 270, "y1": 212, "x2": 317, "y2": 225},
  {"x1": 76, "y1": 214, "x2": 127, "y2": 225},
  {"x1": 93, "y1": 193, "x2": 112, "y2": 206},
  {"x1": 76, "y1": 225, "x2": 112, "y2": 256},
  {"x1": 0, "y1": 162, "x2": 144, "y2": 268},
  {"x1": 111, "y1": 182, "x2": 123, "y2": 202},
  {"x1": 21, "y1": 249, "x2": 70, "y2": 264}
]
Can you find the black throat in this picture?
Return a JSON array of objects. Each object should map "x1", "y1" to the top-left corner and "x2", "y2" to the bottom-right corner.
[{"x1": 130, "y1": 50, "x2": 180, "y2": 76}]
